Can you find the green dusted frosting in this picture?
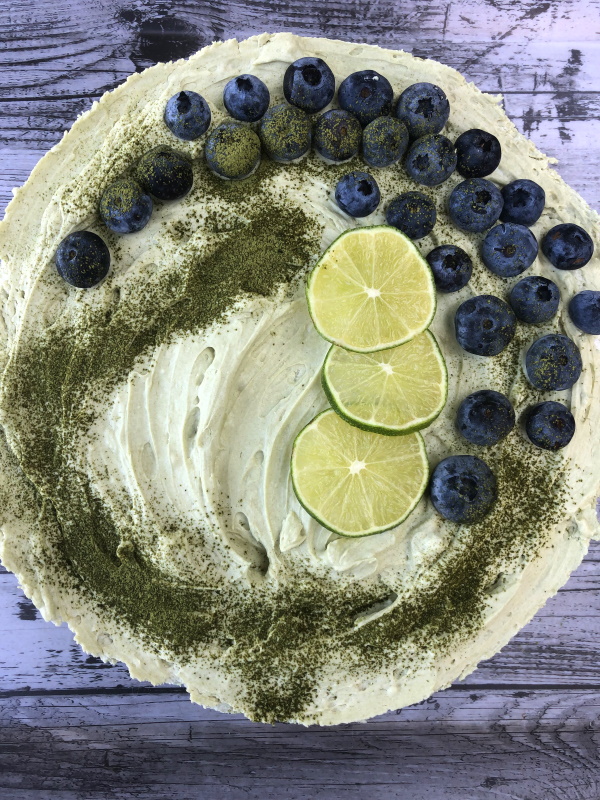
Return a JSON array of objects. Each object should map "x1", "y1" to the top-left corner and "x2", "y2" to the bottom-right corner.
[{"x1": 0, "y1": 147, "x2": 576, "y2": 724}]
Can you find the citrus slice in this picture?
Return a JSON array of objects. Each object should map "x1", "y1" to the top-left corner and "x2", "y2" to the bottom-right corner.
[
  {"x1": 291, "y1": 409, "x2": 429, "y2": 537},
  {"x1": 323, "y1": 330, "x2": 448, "y2": 435},
  {"x1": 306, "y1": 225, "x2": 436, "y2": 352}
]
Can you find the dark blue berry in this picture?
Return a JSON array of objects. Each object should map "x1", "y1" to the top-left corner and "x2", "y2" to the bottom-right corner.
[
  {"x1": 395, "y1": 82, "x2": 450, "y2": 140},
  {"x1": 338, "y1": 70, "x2": 394, "y2": 127},
  {"x1": 205, "y1": 121, "x2": 261, "y2": 179},
  {"x1": 283, "y1": 57, "x2": 335, "y2": 113},
  {"x1": 542, "y1": 223, "x2": 594, "y2": 270},
  {"x1": 404, "y1": 134, "x2": 456, "y2": 187},
  {"x1": 430, "y1": 455, "x2": 497, "y2": 523},
  {"x1": 568, "y1": 291, "x2": 600, "y2": 334},
  {"x1": 525, "y1": 402, "x2": 575, "y2": 451},
  {"x1": 386, "y1": 192, "x2": 436, "y2": 240},
  {"x1": 455, "y1": 295, "x2": 516, "y2": 356},
  {"x1": 99, "y1": 178, "x2": 152, "y2": 234},
  {"x1": 334, "y1": 171, "x2": 380, "y2": 217},
  {"x1": 164, "y1": 91, "x2": 211, "y2": 141},
  {"x1": 223, "y1": 74, "x2": 270, "y2": 122},
  {"x1": 448, "y1": 178, "x2": 504, "y2": 233},
  {"x1": 455, "y1": 129, "x2": 501, "y2": 178},
  {"x1": 362, "y1": 116, "x2": 409, "y2": 168},
  {"x1": 456, "y1": 390, "x2": 515, "y2": 446},
  {"x1": 481, "y1": 222, "x2": 538, "y2": 278},
  {"x1": 259, "y1": 103, "x2": 312, "y2": 163},
  {"x1": 314, "y1": 110, "x2": 362, "y2": 162},
  {"x1": 500, "y1": 179, "x2": 545, "y2": 226},
  {"x1": 426, "y1": 245, "x2": 472, "y2": 293},
  {"x1": 135, "y1": 146, "x2": 193, "y2": 201},
  {"x1": 526, "y1": 334, "x2": 582, "y2": 391},
  {"x1": 55, "y1": 231, "x2": 110, "y2": 288},
  {"x1": 509, "y1": 276, "x2": 560, "y2": 324}
]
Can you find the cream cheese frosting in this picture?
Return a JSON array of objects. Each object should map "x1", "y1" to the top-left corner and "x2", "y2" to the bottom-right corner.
[{"x1": 0, "y1": 33, "x2": 599, "y2": 725}]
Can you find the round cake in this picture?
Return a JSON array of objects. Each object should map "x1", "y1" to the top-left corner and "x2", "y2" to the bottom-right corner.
[{"x1": 0, "y1": 32, "x2": 598, "y2": 725}]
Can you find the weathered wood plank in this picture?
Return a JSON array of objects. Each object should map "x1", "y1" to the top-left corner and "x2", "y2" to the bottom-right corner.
[
  {"x1": 2, "y1": 541, "x2": 600, "y2": 694},
  {"x1": 3, "y1": 42, "x2": 600, "y2": 99},
  {"x1": 1, "y1": 691, "x2": 600, "y2": 798},
  {"x1": 1, "y1": 0, "x2": 600, "y2": 100}
]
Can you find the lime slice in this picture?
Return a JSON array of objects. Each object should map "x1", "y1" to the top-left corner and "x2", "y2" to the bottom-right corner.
[
  {"x1": 323, "y1": 330, "x2": 448, "y2": 435},
  {"x1": 291, "y1": 409, "x2": 428, "y2": 537},
  {"x1": 306, "y1": 225, "x2": 436, "y2": 353}
]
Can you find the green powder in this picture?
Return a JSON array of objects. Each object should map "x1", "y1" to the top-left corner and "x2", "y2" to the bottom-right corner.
[
  {"x1": 205, "y1": 122, "x2": 262, "y2": 179},
  {"x1": 98, "y1": 176, "x2": 148, "y2": 222},
  {"x1": 314, "y1": 111, "x2": 362, "y2": 160},
  {"x1": 259, "y1": 104, "x2": 312, "y2": 163}
]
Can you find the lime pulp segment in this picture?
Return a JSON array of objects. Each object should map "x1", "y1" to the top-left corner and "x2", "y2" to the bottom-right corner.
[
  {"x1": 322, "y1": 330, "x2": 448, "y2": 435},
  {"x1": 306, "y1": 225, "x2": 436, "y2": 353},
  {"x1": 291, "y1": 409, "x2": 429, "y2": 537}
]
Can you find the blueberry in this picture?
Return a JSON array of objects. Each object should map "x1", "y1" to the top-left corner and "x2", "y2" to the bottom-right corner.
[
  {"x1": 314, "y1": 110, "x2": 362, "y2": 162},
  {"x1": 395, "y1": 82, "x2": 450, "y2": 140},
  {"x1": 500, "y1": 179, "x2": 545, "y2": 226},
  {"x1": 426, "y1": 245, "x2": 472, "y2": 293},
  {"x1": 223, "y1": 74, "x2": 270, "y2": 122},
  {"x1": 338, "y1": 70, "x2": 394, "y2": 127},
  {"x1": 55, "y1": 231, "x2": 110, "y2": 289},
  {"x1": 164, "y1": 91, "x2": 211, "y2": 141},
  {"x1": 509, "y1": 276, "x2": 560, "y2": 324},
  {"x1": 99, "y1": 178, "x2": 152, "y2": 234},
  {"x1": 283, "y1": 57, "x2": 335, "y2": 113},
  {"x1": 386, "y1": 192, "x2": 436, "y2": 240},
  {"x1": 455, "y1": 129, "x2": 501, "y2": 179},
  {"x1": 430, "y1": 455, "x2": 497, "y2": 523},
  {"x1": 568, "y1": 291, "x2": 600, "y2": 334},
  {"x1": 334, "y1": 171, "x2": 380, "y2": 218},
  {"x1": 448, "y1": 178, "x2": 504, "y2": 233},
  {"x1": 456, "y1": 390, "x2": 515, "y2": 446},
  {"x1": 135, "y1": 146, "x2": 193, "y2": 201},
  {"x1": 481, "y1": 222, "x2": 538, "y2": 278},
  {"x1": 542, "y1": 223, "x2": 594, "y2": 270},
  {"x1": 205, "y1": 121, "x2": 261, "y2": 179},
  {"x1": 259, "y1": 103, "x2": 312, "y2": 163},
  {"x1": 362, "y1": 116, "x2": 409, "y2": 168},
  {"x1": 524, "y1": 401, "x2": 575, "y2": 451},
  {"x1": 404, "y1": 134, "x2": 456, "y2": 187},
  {"x1": 455, "y1": 295, "x2": 516, "y2": 356},
  {"x1": 525, "y1": 333, "x2": 582, "y2": 391}
]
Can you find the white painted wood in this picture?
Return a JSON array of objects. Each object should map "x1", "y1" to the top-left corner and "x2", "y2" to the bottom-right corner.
[{"x1": 1, "y1": 691, "x2": 600, "y2": 799}]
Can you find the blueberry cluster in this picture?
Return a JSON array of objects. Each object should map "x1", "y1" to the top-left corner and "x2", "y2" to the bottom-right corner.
[
  {"x1": 57, "y1": 143, "x2": 195, "y2": 288},
  {"x1": 431, "y1": 124, "x2": 595, "y2": 524}
]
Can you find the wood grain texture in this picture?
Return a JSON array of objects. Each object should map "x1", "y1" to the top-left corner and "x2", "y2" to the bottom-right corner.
[
  {"x1": 2, "y1": 691, "x2": 600, "y2": 799},
  {"x1": 1, "y1": 0, "x2": 600, "y2": 796}
]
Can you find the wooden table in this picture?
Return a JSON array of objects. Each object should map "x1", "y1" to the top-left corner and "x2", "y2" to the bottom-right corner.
[{"x1": 2, "y1": 1, "x2": 600, "y2": 796}]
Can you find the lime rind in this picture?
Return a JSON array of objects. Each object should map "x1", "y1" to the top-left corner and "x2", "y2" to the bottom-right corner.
[
  {"x1": 306, "y1": 225, "x2": 436, "y2": 353},
  {"x1": 291, "y1": 409, "x2": 429, "y2": 538},
  {"x1": 322, "y1": 331, "x2": 448, "y2": 436}
]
